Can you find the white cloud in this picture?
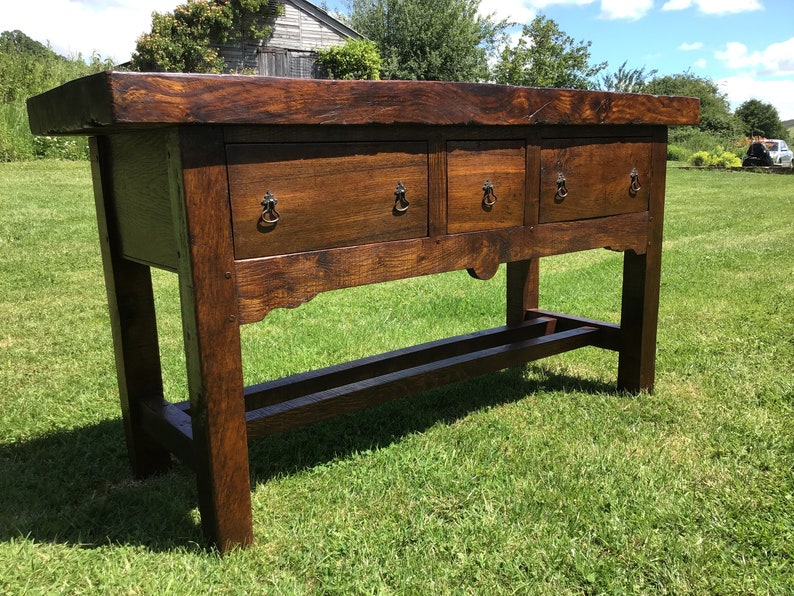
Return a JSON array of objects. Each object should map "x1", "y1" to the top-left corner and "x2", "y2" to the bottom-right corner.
[
  {"x1": 5, "y1": 1, "x2": 180, "y2": 63},
  {"x1": 693, "y1": 59, "x2": 708, "y2": 69},
  {"x1": 679, "y1": 42, "x2": 704, "y2": 51},
  {"x1": 661, "y1": 0, "x2": 762, "y2": 14},
  {"x1": 525, "y1": 0, "x2": 596, "y2": 8},
  {"x1": 479, "y1": 0, "x2": 537, "y2": 24},
  {"x1": 599, "y1": 0, "x2": 653, "y2": 19},
  {"x1": 716, "y1": 38, "x2": 794, "y2": 77},
  {"x1": 661, "y1": 0, "x2": 691, "y2": 9},
  {"x1": 719, "y1": 75, "x2": 794, "y2": 121}
]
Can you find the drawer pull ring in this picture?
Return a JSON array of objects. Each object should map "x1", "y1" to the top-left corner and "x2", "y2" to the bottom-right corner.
[
  {"x1": 394, "y1": 181, "x2": 410, "y2": 213},
  {"x1": 482, "y1": 179, "x2": 497, "y2": 207},
  {"x1": 630, "y1": 168, "x2": 642, "y2": 194},
  {"x1": 260, "y1": 191, "x2": 281, "y2": 224},
  {"x1": 555, "y1": 173, "x2": 569, "y2": 200}
]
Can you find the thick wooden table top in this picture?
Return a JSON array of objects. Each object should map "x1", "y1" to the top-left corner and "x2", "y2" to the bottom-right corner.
[{"x1": 27, "y1": 71, "x2": 700, "y2": 136}]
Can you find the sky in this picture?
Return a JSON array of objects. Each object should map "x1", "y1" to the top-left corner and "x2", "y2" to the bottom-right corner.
[{"x1": 4, "y1": 0, "x2": 794, "y2": 120}]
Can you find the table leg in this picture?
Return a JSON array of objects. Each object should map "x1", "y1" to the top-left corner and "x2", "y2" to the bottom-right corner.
[
  {"x1": 89, "y1": 138, "x2": 171, "y2": 477},
  {"x1": 506, "y1": 258, "x2": 540, "y2": 325},
  {"x1": 168, "y1": 128, "x2": 253, "y2": 551},
  {"x1": 617, "y1": 245, "x2": 661, "y2": 394},
  {"x1": 618, "y1": 130, "x2": 667, "y2": 394}
]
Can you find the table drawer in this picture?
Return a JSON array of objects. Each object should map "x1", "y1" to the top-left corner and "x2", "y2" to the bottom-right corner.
[
  {"x1": 539, "y1": 138, "x2": 651, "y2": 223},
  {"x1": 447, "y1": 140, "x2": 526, "y2": 234},
  {"x1": 227, "y1": 142, "x2": 429, "y2": 258}
]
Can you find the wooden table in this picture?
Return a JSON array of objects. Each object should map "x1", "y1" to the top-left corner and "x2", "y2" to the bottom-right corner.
[{"x1": 27, "y1": 72, "x2": 700, "y2": 551}]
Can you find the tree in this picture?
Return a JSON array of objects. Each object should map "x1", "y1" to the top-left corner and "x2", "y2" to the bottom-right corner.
[
  {"x1": 131, "y1": 0, "x2": 275, "y2": 73},
  {"x1": 346, "y1": 0, "x2": 507, "y2": 82},
  {"x1": 315, "y1": 39, "x2": 381, "y2": 80},
  {"x1": 644, "y1": 72, "x2": 740, "y2": 138},
  {"x1": 0, "y1": 30, "x2": 52, "y2": 59},
  {"x1": 735, "y1": 99, "x2": 789, "y2": 141},
  {"x1": 493, "y1": 15, "x2": 606, "y2": 89},
  {"x1": 600, "y1": 61, "x2": 657, "y2": 94}
]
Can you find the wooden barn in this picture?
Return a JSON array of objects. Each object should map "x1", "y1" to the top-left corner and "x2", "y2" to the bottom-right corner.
[{"x1": 216, "y1": 0, "x2": 362, "y2": 78}]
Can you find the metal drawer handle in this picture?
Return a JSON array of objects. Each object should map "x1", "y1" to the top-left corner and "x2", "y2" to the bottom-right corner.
[
  {"x1": 260, "y1": 191, "x2": 280, "y2": 224},
  {"x1": 394, "y1": 181, "x2": 409, "y2": 213},
  {"x1": 555, "y1": 173, "x2": 568, "y2": 199},
  {"x1": 482, "y1": 179, "x2": 497, "y2": 207},
  {"x1": 630, "y1": 168, "x2": 642, "y2": 194}
]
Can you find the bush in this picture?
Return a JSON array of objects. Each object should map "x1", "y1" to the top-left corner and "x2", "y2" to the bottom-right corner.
[
  {"x1": 315, "y1": 39, "x2": 381, "y2": 80},
  {"x1": 687, "y1": 145, "x2": 742, "y2": 168},
  {"x1": 668, "y1": 126, "x2": 744, "y2": 159},
  {"x1": 0, "y1": 101, "x2": 34, "y2": 161},
  {"x1": 667, "y1": 144, "x2": 691, "y2": 162},
  {"x1": 688, "y1": 150, "x2": 710, "y2": 166},
  {"x1": 32, "y1": 135, "x2": 89, "y2": 160}
]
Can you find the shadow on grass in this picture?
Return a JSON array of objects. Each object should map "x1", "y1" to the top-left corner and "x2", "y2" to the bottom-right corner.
[{"x1": 0, "y1": 365, "x2": 615, "y2": 552}]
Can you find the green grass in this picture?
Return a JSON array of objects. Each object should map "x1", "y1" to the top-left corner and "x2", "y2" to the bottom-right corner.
[{"x1": 2, "y1": 161, "x2": 793, "y2": 593}]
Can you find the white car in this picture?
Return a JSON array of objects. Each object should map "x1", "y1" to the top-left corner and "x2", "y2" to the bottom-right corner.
[{"x1": 761, "y1": 139, "x2": 793, "y2": 168}]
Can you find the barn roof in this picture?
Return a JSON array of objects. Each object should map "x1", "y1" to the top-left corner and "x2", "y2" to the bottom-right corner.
[{"x1": 286, "y1": 0, "x2": 363, "y2": 41}]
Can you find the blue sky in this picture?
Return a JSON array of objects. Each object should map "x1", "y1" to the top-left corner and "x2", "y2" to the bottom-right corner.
[{"x1": 6, "y1": 0, "x2": 794, "y2": 119}]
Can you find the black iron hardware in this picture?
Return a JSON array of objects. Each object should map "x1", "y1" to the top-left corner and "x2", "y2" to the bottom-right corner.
[
  {"x1": 482, "y1": 179, "x2": 497, "y2": 207},
  {"x1": 555, "y1": 173, "x2": 569, "y2": 199},
  {"x1": 630, "y1": 168, "x2": 642, "y2": 194},
  {"x1": 260, "y1": 191, "x2": 280, "y2": 224},
  {"x1": 394, "y1": 181, "x2": 409, "y2": 213}
]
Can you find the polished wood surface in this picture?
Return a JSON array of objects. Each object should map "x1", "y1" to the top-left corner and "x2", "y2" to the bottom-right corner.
[
  {"x1": 227, "y1": 141, "x2": 429, "y2": 258},
  {"x1": 27, "y1": 71, "x2": 700, "y2": 134}
]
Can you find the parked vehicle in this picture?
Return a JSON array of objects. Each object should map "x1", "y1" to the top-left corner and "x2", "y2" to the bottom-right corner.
[
  {"x1": 762, "y1": 139, "x2": 793, "y2": 168},
  {"x1": 743, "y1": 142, "x2": 773, "y2": 167},
  {"x1": 742, "y1": 139, "x2": 793, "y2": 168}
]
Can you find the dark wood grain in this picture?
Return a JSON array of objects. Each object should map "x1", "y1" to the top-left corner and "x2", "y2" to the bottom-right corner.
[
  {"x1": 447, "y1": 140, "x2": 526, "y2": 234},
  {"x1": 539, "y1": 137, "x2": 652, "y2": 223},
  {"x1": 27, "y1": 72, "x2": 701, "y2": 135},
  {"x1": 243, "y1": 317, "x2": 557, "y2": 412},
  {"x1": 227, "y1": 141, "x2": 429, "y2": 258},
  {"x1": 137, "y1": 400, "x2": 195, "y2": 470},
  {"x1": 506, "y1": 259, "x2": 540, "y2": 325},
  {"x1": 234, "y1": 211, "x2": 650, "y2": 323},
  {"x1": 246, "y1": 327, "x2": 600, "y2": 438},
  {"x1": 168, "y1": 127, "x2": 253, "y2": 551},
  {"x1": 617, "y1": 129, "x2": 669, "y2": 392}
]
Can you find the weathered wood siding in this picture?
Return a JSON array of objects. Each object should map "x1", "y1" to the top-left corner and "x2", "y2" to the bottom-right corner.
[
  {"x1": 269, "y1": 1, "x2": 350, "y2": 50},
  {"x1": 258, "y1": 48, "x2": 319, "y2": 78},
  {"x1": 216, "y1": 0, "x2": 360, "y2": 77}
]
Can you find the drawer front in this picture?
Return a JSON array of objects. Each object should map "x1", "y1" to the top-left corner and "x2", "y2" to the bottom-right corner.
[
  {"x1": 227, "y1": 142, "x2": 429, "y2": 258},
  {"x1": 539, "y1": 138, "x2": 651, "y2": 223},
  {"x1": 447, "y1": 140, "x2": 526, "y2": 234}
]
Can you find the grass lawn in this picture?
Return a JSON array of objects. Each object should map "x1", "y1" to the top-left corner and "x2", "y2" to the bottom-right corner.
[{"x1": 1, "y1": 161, "x2": 793, "y2": 594}]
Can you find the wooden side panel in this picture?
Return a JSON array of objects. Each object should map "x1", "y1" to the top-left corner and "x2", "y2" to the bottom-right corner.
[
  {"x1": 539, "y1": 137, "x2": 652, "y2": 223},
  {"x1": 447, "y1": 140, "x2": 526, "y2": 234},
  {"x1": 107, "y1": 131, "x2": 177, "y2": 270},
  {"x1": 227, "y1": 142, "x2": 429, "y2": 258},
  {"x1": 169, "y1": 127, "x2": 253, "y2": 551}
]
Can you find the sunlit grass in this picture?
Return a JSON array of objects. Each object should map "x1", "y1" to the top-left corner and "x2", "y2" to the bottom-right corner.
[{"x1": 1, "y1": 162, "x2": 793, "y2": 593}]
